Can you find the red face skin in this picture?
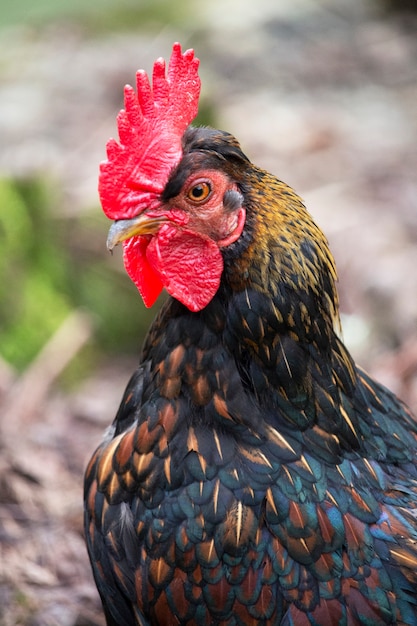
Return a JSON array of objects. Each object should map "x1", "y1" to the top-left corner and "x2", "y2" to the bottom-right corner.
[{"x1": 107, "y1": 169, "x2": 246, "y2": 312}]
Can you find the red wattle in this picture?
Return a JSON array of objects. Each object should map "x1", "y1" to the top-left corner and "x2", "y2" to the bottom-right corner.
[
  {"x1": 147, "y1": 225, "x2": 224, "y2": 312},
  {"x1": 123, "y1": 225, "x2": 224, "y2": 312},
  {"x1": 123, "y1": 236, "x2": 164, "y2": 308}
]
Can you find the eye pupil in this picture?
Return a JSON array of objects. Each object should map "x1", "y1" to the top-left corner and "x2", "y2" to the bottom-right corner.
[
  {"x1": 192, "y1": 185, "x2": 205, "y2": 198},
  {"x1": 187, "y1": 181, "x2": 211, "y2": 203}
]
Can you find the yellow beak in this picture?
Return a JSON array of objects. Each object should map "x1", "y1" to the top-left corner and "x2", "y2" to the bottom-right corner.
[{"x1": 106, "y1": 213, "x2": 167, "y2": 251}]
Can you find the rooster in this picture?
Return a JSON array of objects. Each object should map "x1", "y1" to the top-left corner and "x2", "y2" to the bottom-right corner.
[{"x1": 84, "y1": 43, "x2": 417, "y2": 626}]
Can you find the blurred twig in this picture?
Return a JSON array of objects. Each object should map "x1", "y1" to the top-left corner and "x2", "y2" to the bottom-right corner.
[
  {"x1": 0, "y1": 356, "x2": 16, "y2": 396},
  {"x1": 0, "y1": 309, "x2": 93, "y2": 445}
]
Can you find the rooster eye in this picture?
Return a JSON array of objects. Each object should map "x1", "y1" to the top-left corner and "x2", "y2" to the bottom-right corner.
[{"x1": 187, "y1": 181, "x2": 211, "y2": 203}]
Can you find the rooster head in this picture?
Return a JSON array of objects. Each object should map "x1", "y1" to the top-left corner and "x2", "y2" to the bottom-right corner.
[{"x1": 99, "y1": 43, "x2": 246, "y2": 312}]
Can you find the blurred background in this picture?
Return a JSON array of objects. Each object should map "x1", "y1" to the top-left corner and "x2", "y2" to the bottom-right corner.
[{"x1": 0, "y1": 0, "x2": 416, "y2": 623}]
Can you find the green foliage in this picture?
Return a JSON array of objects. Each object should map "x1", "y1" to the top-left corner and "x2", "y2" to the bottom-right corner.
[
  {"x1": 0, "y1": 177, "x2": 156, "y2": 373},
  {"x1": 81, "y1": 0, "x2": 193, "y2": 35},
  {"x1": 0, "y1": 178, "x2": 71, "y2": 369},
  {"x1": 0, "y1": 0, "x2": 192, "y2": 33}
]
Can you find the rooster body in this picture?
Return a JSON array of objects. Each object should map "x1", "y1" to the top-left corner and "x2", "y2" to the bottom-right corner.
[{"x1": 84, "y1": 48, "x2": 417, "y2": 625}]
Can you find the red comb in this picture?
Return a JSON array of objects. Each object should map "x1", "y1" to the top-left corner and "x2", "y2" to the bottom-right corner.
[{"x1": 99, "y1": 42, "x2": 201, "y2": 220}]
